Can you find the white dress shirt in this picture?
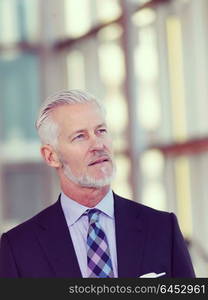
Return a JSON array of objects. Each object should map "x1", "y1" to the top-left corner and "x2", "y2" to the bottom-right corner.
[{"x1": 60, "y1": 190, "x2": 118, "y2": 277}]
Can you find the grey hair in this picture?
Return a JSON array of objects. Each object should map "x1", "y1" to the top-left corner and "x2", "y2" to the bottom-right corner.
[{"x1": 36, "y1": 89, "x2": 105, "y2": 147}]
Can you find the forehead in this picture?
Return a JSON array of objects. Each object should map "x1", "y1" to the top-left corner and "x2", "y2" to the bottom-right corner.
[{"x1": 51, "y1": 102, "x2": 106, "y2": 131}]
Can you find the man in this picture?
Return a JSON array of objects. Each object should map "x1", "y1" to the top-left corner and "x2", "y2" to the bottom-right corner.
[{"x1": 0, "y1": 90, "x2": 195, "y2": 278}]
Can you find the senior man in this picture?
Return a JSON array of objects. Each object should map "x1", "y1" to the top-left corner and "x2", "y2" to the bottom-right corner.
[{"x1": 0, "y1": 90, "x2": 195, "y2": 278}]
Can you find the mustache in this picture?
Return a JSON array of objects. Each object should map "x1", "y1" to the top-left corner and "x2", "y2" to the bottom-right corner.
[
  {"x1": 58, "y1": 150, "x2": 113, "y2": 168},
  {"x1": 88, "y1": 151, "x2": 112, "y2": 164}
]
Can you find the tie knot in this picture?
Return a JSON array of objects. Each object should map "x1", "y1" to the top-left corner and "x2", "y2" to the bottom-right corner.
[{"x1": 87, "y1": 208, "x2": 100, "y2": 224}]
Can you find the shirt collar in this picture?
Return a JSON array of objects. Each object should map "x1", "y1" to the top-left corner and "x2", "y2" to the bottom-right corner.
[{"x1": 60, "y1": 189, "x2": 114, "y2": 226}]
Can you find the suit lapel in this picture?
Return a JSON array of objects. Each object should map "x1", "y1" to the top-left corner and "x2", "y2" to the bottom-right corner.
[
  {"x1": 32, "y1": 193, "x2": 146, "y2": 278},
  {"x1": 114, "y1": 193, "x2": 146, "y2": 277},
  {"x1": 34, "y1": 198, "x2": 82, "y2": 278}
]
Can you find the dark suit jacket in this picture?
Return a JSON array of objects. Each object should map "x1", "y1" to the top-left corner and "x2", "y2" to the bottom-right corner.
[{"x1": 0, "y1": 193, "x2": 195, "y2": 278}]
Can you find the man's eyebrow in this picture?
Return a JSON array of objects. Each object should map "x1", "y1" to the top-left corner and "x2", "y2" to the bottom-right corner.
[
  {"x1": 69, "y1": 123, "x2": 107, "y2": 139},
  {"x1": 69, "y1": 129, "x2": 86, "y2": 139},
  {"x1": 96, "y1": 123, "x2": 107, "y2": 129}
]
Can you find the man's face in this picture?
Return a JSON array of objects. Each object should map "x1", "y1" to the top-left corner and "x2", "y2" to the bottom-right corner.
[{"x1": 52, "y1": 102, "x2": 115, "y2": 188}]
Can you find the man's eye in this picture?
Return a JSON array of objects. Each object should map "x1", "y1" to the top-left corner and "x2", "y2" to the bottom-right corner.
[
  {"x1": 98, "y1": 128, "x2": 107, "y2": 134},
  {"x1": 73, "y1": 134, "x2": 84, "y2": 140}
]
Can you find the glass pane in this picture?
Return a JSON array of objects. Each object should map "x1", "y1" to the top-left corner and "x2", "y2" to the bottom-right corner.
[
  {"x1": 142, "y1": 182, "x2": 166, "y2": 210},
  {"x1": 174, "y1": 156, "x2": 192, "y2": 239},
  {"x1": 98, "y1": 41, "x2": 125, "y2": 86},
  {"x1": 135, "y1": 24, "x2": 161, "y2": 133},
  {"x1": 141, "y1": 150, "x2": 164, "y2": 178},
  {"x1": 137, "y1": 87, "x2": 161, "y2": 131},
  {"x1": 105, "y1": 90, "x2": 128, "y2": 152},
  {"x1": 0, "y1": 0, "x2": 19, "y2": 43},
  {"x1": 132, "y1": 8, "x2": 156, "y2": 27},
  {"x1": 0, "y1": 0, "x2": 40, "y2": 43},
  {"x1": 140, "y1": 150, "x2": 166, "y2": 211},
  {"x1": 64, "y1": 0, "x2": 91, "y2": 38},
  {"x1": 0, "y1": 52, "x2": 40, "y2": 142},
  {"x1": 2, "y1": 164, "x2": 51, "y2": 227},
  {"x1": 112, "y1": 154, "x2": 132, "y2": 199},
  {"x1": 95, "y1": 0, "x2": 121, "y2": 23},
  {"x1": 21, "y1": 0, "x2": 40, "y2": 42},
  {"x1": 166, "y1": 16, "x2": 187, "y2": 141},
  {"x1": 97, "y1": 23, "x2": 123, "y2": 43},
  {"x1": 98, "y1": 25, "x2": 127, "y2": 152},
  {"x1": 189, "y1": 152, "x2": 208, "y2": 277},
  {"x1": 67, "y1": 50, "x2": 86, "y2": 89}
]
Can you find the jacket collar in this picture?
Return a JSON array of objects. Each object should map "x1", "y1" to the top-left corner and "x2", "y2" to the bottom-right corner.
[
  {"x1": 35, "y1": 196, "x2": 82, "y2": 277},
  {"x1": 114, "y1": 192, "x2": 145, "y2": 277},
  {"x1": 34, "y1": 193, "x2": 145, "y2": 277}
]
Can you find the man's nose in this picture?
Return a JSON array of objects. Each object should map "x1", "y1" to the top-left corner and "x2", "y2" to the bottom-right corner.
[{"x1": 89, "y1": 135, "x2": 105, "y2": 151}]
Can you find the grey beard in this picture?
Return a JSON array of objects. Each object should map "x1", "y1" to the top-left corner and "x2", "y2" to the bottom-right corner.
[{"x1": 62, "y1": 163, "x2": 116, "y2": 188}]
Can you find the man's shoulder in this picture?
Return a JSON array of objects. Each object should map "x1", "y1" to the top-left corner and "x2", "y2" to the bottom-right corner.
[{"x1": 3, "y1": 198, "x2": 61, "y2": 238}]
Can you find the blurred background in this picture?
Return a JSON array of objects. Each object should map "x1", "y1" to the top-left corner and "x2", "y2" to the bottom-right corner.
[{"x1": 0, "y1": 0, "x2": 208, "y2": 277}]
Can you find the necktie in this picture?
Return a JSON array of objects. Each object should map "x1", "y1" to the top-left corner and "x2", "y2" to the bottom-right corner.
[{"x1": 86, "y1": 208, "x2": 114, "y2": 278}]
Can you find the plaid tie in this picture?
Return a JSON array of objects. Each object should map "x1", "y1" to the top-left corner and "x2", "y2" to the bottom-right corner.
[{"x1": 86, "y1": 208, "x2": 114, "y2": 278}]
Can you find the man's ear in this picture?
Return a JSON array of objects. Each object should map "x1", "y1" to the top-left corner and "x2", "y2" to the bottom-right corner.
[{"x1": 40, "y1": 144, "x2": 61, "y2": 168}]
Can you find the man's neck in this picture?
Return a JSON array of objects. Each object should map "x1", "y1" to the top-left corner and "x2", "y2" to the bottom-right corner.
[{"x1": 60, "y1": 178, "x2": 110, "y2": 207}]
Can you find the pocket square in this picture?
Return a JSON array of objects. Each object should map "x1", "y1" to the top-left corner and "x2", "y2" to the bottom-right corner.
[{"x1": 139, "y1": 272, "x2": 166, "y2": 278}]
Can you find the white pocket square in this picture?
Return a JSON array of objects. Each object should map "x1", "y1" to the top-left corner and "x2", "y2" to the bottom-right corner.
[{"x1": 139, "y1": 272, "x2": 166, "y2": 278}]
